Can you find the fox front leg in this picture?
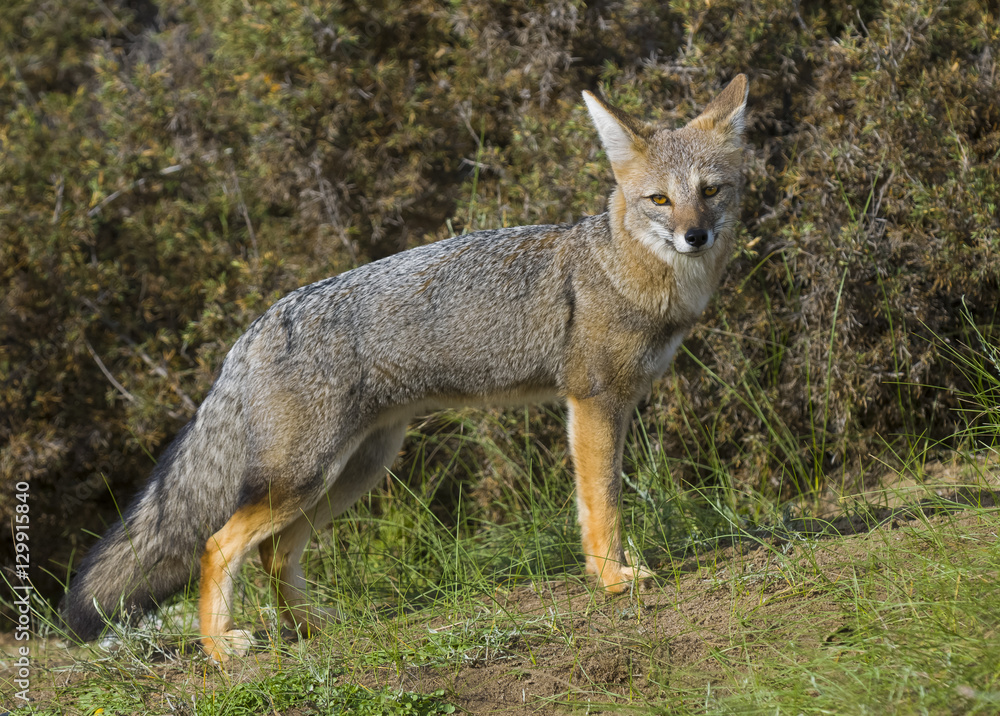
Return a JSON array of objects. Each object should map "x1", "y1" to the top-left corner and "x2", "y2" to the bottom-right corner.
[{"x1": 566, "y1": 395, "x2": 654, "y2": 591}]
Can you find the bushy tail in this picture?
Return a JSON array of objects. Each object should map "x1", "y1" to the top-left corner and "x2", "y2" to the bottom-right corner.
[{"x1": 60, "y1": 420, "x2": 237, "y2": 640}]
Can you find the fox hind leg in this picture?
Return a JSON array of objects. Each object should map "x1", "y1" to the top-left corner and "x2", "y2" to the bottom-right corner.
[
  {"x1": 257, "y1": 421, "x2": 408, "y2": 637},
  {"x1": 258, "y1": 506, "x2": 334, "y2": 637},
  {"x1": 199, "y1": 497, "x2": 309, "y2": 662}
]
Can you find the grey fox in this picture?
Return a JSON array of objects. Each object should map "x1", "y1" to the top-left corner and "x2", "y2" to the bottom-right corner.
[{"x1": 62, "y1": 75, "x2": 750, "y2": 661}]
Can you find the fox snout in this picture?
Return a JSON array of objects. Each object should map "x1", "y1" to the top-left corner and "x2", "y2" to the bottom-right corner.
[{"x1": 668, "y1": 198, "x2": 721, "y2": 254}]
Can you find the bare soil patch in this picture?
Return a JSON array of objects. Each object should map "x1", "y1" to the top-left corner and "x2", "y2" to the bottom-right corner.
[{"x1": 344, "y1": 505, "x2": 997, "y2": 712}]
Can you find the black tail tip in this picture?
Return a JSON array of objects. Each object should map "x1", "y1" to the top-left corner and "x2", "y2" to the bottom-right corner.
[{"x1": 59, "y1": 589, "x2": 111, "y2": 642}]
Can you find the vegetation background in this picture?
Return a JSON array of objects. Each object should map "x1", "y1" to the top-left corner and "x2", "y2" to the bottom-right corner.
[{"x1": 1, "y1": 0, "x2": 998, "y2": 616}]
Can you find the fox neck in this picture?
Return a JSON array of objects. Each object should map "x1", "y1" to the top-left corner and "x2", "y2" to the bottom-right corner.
[{"x1": 598, "y1": 186, "x2": 732, "y2": 324}]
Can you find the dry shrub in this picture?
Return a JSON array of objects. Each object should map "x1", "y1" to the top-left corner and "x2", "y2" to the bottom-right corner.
[{"x1": 1, "y1": 0, "x2": 997, "y2": 605}]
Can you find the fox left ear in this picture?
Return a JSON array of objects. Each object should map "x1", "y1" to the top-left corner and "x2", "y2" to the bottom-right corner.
[
  {"x1": 583, "y1": 90, "x2": 648, "y2": 166},
  {"x1": 687, "y1": 74, "x2": 749, "y2": 139}
]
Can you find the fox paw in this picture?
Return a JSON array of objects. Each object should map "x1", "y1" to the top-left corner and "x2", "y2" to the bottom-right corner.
[
  {"x1": 600, "y1": 563, "x2": 655, "y2": 594},
  {"x1": 203, "y1": 629, "x2": 254, "y2": 663},
  {"x1": 586, "y1": 549, "x2": 654, "y2": 592}
]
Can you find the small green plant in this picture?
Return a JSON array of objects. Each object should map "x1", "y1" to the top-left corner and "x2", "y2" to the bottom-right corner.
[{"x1": 193, "y1": 671, "x2": 455, "y2": 716}]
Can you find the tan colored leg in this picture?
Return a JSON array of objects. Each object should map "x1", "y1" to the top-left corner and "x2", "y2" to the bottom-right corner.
[
  {"x1": 199, "y1": 500, "x2": 300, "y2": 662},
  {"x1": 566, "y1": 395, "x2": 654, "y2": 592},
  {"x1": 258, "y1": 502, "x2": 335, "y2": 636}
]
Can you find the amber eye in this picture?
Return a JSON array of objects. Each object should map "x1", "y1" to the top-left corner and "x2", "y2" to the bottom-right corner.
[
  {"x1": 650, "y1": 194, "x2": 670, "y2": 206},
  {"x1": 702, "y1": 185, "x2": 719, "y2": 197}
]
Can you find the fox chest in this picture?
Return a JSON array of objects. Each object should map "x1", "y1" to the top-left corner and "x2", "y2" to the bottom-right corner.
[
  {"x1": 562, "y1": 321, "x2": 687, "y2": 400},
  {"x1": 646, "y1": 331, "x2": 686, "y2": 379}
]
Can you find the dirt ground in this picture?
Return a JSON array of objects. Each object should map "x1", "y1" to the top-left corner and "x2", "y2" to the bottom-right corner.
[{"x1": 345, "y1": 505, "x2": 998, "y2": 713}]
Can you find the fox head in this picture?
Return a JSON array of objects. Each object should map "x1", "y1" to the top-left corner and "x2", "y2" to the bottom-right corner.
[{"x1": 583, "y1": 75, "x2": 749, "y2": 265}]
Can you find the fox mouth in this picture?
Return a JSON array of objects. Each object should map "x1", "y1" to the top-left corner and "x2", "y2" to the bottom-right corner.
[
  {"x1": 667, "y1": 239, "x2": 713, "y2": 258},
  {"x1": 675, "y1": 245, "x2": 710, "y2": 257}
]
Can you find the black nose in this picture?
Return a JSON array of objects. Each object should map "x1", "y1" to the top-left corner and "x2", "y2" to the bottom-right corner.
[{"x1": 684, "y1": 228, "x2": 709, "y2": 247}]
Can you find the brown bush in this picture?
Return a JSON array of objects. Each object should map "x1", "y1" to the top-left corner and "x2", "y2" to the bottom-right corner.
[{"x1": 1, "y1": 0, "x2": 997, "y2": 608}]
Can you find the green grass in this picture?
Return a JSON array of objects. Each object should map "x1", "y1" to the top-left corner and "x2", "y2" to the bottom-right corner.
[
  {"x1": 15, "y1": 663, "x2": 456, "y2": 715},
  {"x1": 10, "y1": 418, "x2": 1000, "y2": 714},
  {"x1": 6, "y1": 315, "x2": 999, "y2": 715}
]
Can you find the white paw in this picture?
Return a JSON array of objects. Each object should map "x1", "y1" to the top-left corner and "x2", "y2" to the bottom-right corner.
[
  {"x1": 203, "y1": 628, "x2": 254, "y2": 662},
  {"x1": 601, "y1": 563, "x2": 655, "y2": 593}
]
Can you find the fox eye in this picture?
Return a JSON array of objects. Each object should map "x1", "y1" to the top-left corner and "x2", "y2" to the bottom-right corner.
[
  {"x1": 649, "y1": 194, "x2": 670, "y2": 206},
  {"x1": 702, "y1": 185, "x2": 719, "y2": 197}
]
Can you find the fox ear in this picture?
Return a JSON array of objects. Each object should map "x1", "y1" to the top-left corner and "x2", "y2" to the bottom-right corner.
[
  {"x1": 687, "y1": 74, "x2": 749, "y2": 139},
  {"x1": 583, "y1": 90, "x2": 647, "y2": 165}
]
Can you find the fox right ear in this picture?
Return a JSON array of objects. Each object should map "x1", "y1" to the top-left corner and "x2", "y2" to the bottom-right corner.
[
  {"x1": 583, "y1": 91, "x2": 647, "y2": 165},
  {"x1": 687, "y1": 74, "x2": 749, "y2": 139}
]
